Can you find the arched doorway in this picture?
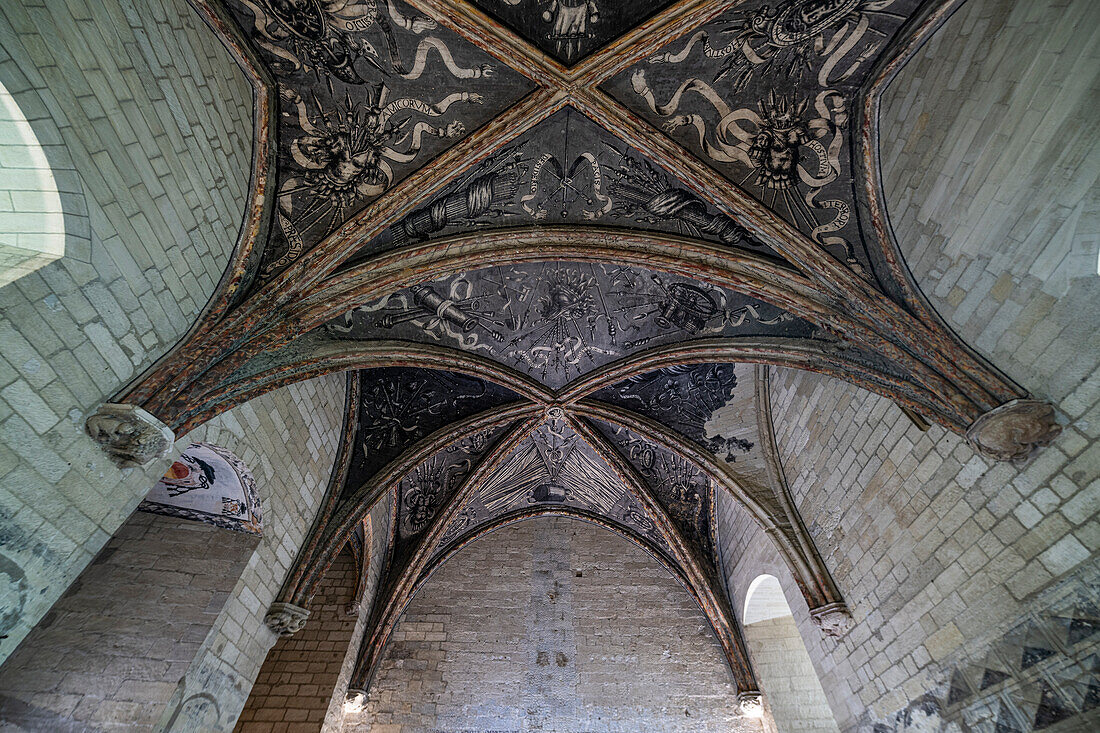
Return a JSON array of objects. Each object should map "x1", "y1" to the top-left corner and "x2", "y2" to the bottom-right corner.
[{"x1": 743, "y1": 574, "x2": 840, "y2": 733}]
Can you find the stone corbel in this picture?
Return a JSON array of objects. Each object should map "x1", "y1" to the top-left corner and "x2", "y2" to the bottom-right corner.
[
  {"x1": 85, "y1": 403, "x2": 175, "y2": 468},
  {"x1": 810, "y1": 601, "x2": 854, "y2": 638},
  {"x1": 344, "y1": 689, "x2": 367, "y2": 713},
  {"x1": 264, "y1": 601, "x2": 310, "y2": 636},
  {"x1": 737, "y1": 691, "x2": 765, "y2": 718},
  {"x1": 966, "y1": 399, "x2": 1061, "y2": 463}
]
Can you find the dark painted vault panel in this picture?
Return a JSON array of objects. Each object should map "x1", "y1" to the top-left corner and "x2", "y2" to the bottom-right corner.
[
  {"x1": 327, "y1": 261, "x2": 814, "y2": 388},
  {"x1": 225, "y1": 0, "x2": 534, "y2": 280},
  {"x1": 470, "y1": 0, "x2": 680, "y2": 66},
  {"x1": 603, "y1": 0, "x2": 924, "y2": 275},
  {"x1": 387, "y1": 422, "x2": 512, "y2": 569},
  {"x1": 345, "y1": 368, "x2": 520, "y2": 492},
  {"x1": 590, "y1": 363, "x2": 756, "y2": 463},
  {"x1": 592, "y1": 418, "x2": 717, "y2": 565},
  {"x1": 430, "y1": 419, "x2": 671, "y2": 561},
  {"x1": 352, "y1": 108, "x2": 779, "y2": 263}
]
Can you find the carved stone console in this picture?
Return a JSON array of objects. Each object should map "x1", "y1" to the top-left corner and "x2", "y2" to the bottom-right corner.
[
  {"x1": 264, "y1": 602, "x2": 310, "y2": 636},
  {"x1": 85, "y1": 403, "x2": 175, "y2": 468},
  {"x1": 966, "y1": 399, "x2": 1061, "y2": 463},
  {"x1": 737, "y1": 691, "x2": 765, "y2": 718},
  {"x1": 810, "y1": 601, "x2": 854, "y2": 638},
  {"x1": 345, "y1": 689, "x2": 367, "y2": 712}
]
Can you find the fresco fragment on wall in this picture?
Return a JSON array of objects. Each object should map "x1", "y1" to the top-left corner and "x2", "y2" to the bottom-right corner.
[
  {"x1": 139, "y1": 443, "x2": 262, "y2": 534},
  {"x1": 346, "y1": 369, "x2": 520, "y2": 492},
  {"x1": 328, "y1": 261, "x2": 811, "y2": 388},
  {"x1": 0, "y1": 553, "x2": 29, "y2": 639},
  {"x1": 356, "y1": 108, "x2": 779, "y2": 261},
  {"x1": 604, "y1": 0, "x2": 924, "y2": 276},
  {"x1": 470, "y1": 0, "x2": 680, "y2": 65},
  {"x1": 225, "y1": 0, "x2": 534, "y2": 279},
  {"x1": 862, "y1": 568, "x2": 1100, "y2": 733},
  {"x1": 431, "y1": 419, "x2": 671, "y2": 560}
]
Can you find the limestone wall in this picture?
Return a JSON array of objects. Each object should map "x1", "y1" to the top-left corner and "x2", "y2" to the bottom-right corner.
[
  {"x1": 714, "y1": 1, "x2": 1099, "y2": 729},
  {"x1": 743, "y1": 614, "x2": 841, "y2": 733},
  {"x1": 350, "y1": 516, "x2": 758, "y2": 733},
  {"x1": 0, "y1": 0, "x2": 254, "y2": 662},
  {"x1": 321, "y1": 494, "x2": 394, "y2": 732},
  {"x1": 153, "y1": 373, "x2": 346, "y2": 732},
  {"x1": 0, "y1": 374, "x2": 345, "y2": 731},
  {"x1": 880, "y1": 0, "x2": 1099, "y2": 407},
  {"x1": 0, "y1": 511, "x2": 257, "y2": 730},
  {"x1": 770, "y1": 368, "x2": 1097, "y2": 730},
  {"x1": 236, "y1": 547, "x2": 360, "y2": 732}
]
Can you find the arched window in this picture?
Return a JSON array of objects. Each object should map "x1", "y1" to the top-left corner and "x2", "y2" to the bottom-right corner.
[
  {"x1": 0, "y1": 78, "x2": 65, "y2": 286},
  {"x1": 743, "y1": 574, "x2": 840, "y2": 733}
]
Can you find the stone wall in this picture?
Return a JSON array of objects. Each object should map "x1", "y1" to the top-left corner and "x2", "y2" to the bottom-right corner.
[
  {"x1": 745, "y1": 616, "x2": 841, "y2": 733},
  {"x1": 0, "y1": 511, "x2": 257, "y2": 731},
  {"x1": 767, "y1": 368, "x2": 1097, "y2": 731},
  {"x1": 0, "y1": 373, "x2": 345, "y2": 732},
  {"x1": 742, "y1": 576, "x2": 840, "y2": 733},
  {"x1": 350, "y1": 516, "x2": 758, "y2": 733},
  {"x1": 713, "y1": 0, "x2": 1099, "y2": 729},
  {"x1": 880, "y1": 0, "x2": 1099, "y2": 408},
  {"x1": 0, "y1": 0, "x2": 254, "y2": 663},
  {"x1": 153, "y1": 373, "x2": 347, "y2": 732},
  {"x1": 236, "y1": 546, "x2": 359, "y2": 732}
]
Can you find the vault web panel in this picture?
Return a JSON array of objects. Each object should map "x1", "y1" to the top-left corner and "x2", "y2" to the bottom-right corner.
[
  {"x1": 225, "y1": 0, "x2": 534, "y2": 280},
  {"x1": 352, "y1": 108, "x2": 780, "y2": 262},
  {"x1": 432, "y1": 420, "x2": 670, "y2": 560},
  {"x1": 603, "y1": 0, "x2": 924, "y2": 275},
  {"x1": 592, "y1": 418, "x2": 717, "y2": 563},
  {"x1": 591, "y1": 363, "x2": 757, "y2": 463},
  {"x1": 386, "y1": 422, "x2": 512, "y2": 571},
  {"x1": 469, "y1": 0, "x2": 680, "y2": 66},
  {"x1": 327, "y1": 261, "x2": 812, "y2": 388},
  {"x1": 346, "y1": 368, "x2": 520, "y2": 491}
]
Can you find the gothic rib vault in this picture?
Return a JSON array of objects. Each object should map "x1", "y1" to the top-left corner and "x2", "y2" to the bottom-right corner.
[{"x1": 82, "y1": 0, "x2": 1065, "y2": 704}]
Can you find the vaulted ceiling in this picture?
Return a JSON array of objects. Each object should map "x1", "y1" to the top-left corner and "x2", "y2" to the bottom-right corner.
[{"x1": 117, "y1": 0, "x2": 1058, "y2": 699}]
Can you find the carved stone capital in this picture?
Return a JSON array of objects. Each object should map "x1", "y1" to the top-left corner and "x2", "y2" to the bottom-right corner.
[
  {"x1": 85, "y1": 403, "x2": 175, "y2": 468},
  {"x1": 264, "y1": 602, "x2": 310, "y2": 636},
  {"x1": 810, "y1": 601, "x2": 854, "y2": 638},
  {"x1": 737, "y1": 691, "x2": 764, "y2": 718},
  {"x1": 966, "y1": 399, "x2": 1061, "y2": 463}
]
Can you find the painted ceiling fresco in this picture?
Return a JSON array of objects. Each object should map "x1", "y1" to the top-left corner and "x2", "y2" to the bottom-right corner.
[
  {"x1": 602, "y1": 0, "x2": 923, "y2": 274},
  {"x1": 345, "y1": 368, "x2": 520, "y2": 492},
  {"x1": 430, "y1": 419, "x2": 672, "y2": 561},
  {"x1": 226, "y1": 0, "x2": 534, "y2": 279},
  {"x1": 350, "y1": 108, "x2": 781, "y2": 262},
  {"x1": 387, "y1": 422, "x2": 512, "y2": 567},
  {"x1": 593, "y1": 418, "x2": 719, "y2": 566},
  {"x1": 591, "y1": 363, "x2": 754, "y2": 462},
  {"x1": 328, "y1": 261, "x2": 812, "y2": 387},
  {"x1": 470, "y1": 0, "x2": 680, "y2": 65},
  {"x1": 208, "y1": 0, "x2": 990, "y2": 689}
]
